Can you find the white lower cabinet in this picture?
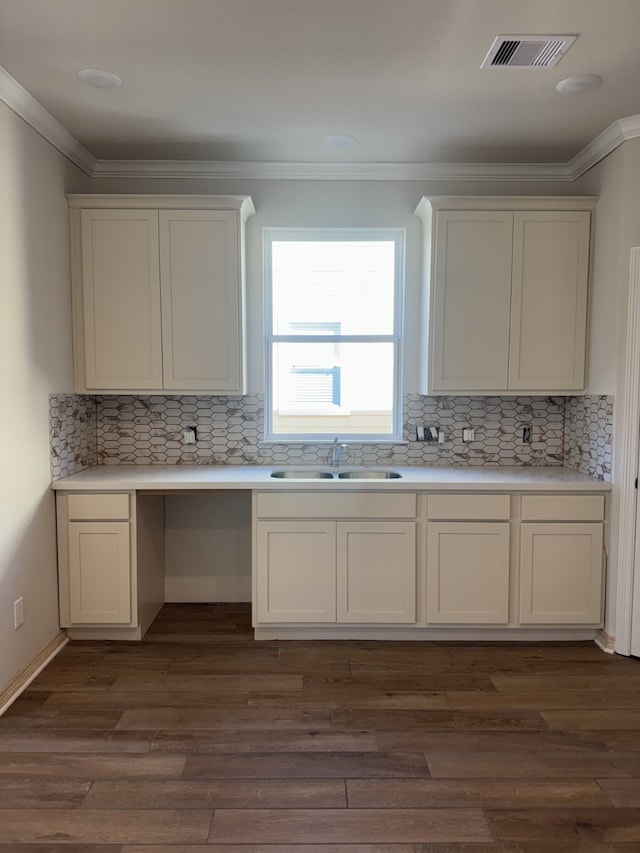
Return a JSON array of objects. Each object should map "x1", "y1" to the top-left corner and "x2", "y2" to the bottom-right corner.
[
  {"x1": 255, "y1": 521, "x2": 337, "y2": 623},
  {"x1": 337, "y1": 522, "x2": 416, "y2": 623},
  {"x1": 68, "y1": 521, "x2": 131, "y2": 623},
  {"x1": 57, "y1": 491, "x2": 165, "y2": 639},
  {"x1": 253, "y1": 493, "x2": 417, "y2": 626},
  {"x1": 426, "y1": 521, "x2": 510, "y2": 624},
  {"x1": 519, "y1": 522, "x2": 604, "y2": 624}
]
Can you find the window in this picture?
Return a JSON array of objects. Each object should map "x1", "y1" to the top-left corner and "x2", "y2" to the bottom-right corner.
[{"x1": 264, "y1": 229, "x2": 404, "y2": 441}]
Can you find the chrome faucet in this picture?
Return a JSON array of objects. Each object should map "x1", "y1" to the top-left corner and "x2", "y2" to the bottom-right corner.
[{"x1": 329, "y1": 437, "x2": 348, "y2": 467}]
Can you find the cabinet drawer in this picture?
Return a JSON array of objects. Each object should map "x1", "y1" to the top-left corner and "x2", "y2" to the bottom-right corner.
[
  {"x1": 521, "y1": 494, "x2": 604, "y2": 522},
  {"x1": 67, "y1": 493, "x2": 131, "y2": 521},
  {"x1": 256, "y1": 492, "x2": 416, "y2": 519},
  {"x1": 428, "y1": 494, "x2": 510, "y2": 521}
]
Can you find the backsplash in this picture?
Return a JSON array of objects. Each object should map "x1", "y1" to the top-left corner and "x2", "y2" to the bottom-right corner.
[
  {"x1": 564, "y1": 394, "x2": 613, "y2": 481},
  {"x1": 50, "y1": 392, "x2": 613, "y2": 481},
  {"x1": 49, "y1": 394, "x2": 97, "y2": 479}
]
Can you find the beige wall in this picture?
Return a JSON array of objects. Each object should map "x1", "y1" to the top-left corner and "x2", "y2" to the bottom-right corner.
[{"x1": 0, "y1": 101, "x2": 89, "y2": 694}]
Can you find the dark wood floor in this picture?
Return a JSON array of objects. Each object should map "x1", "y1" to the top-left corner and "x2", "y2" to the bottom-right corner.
[{"x1": 1, "y1": 604, "x2": 640, "y2": 851}]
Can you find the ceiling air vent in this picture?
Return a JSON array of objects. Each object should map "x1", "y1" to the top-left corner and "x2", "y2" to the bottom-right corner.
[{"x1": 481, "y1": 34, "x2": 577, "y2": 69}]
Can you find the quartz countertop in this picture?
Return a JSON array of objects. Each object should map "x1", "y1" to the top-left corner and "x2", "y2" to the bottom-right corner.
[{"x1": 51, "y1": 464, "x2": 610, "y2": 493}]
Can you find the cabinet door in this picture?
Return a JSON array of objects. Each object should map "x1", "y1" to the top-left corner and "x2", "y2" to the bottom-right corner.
[
  {"x1": 255, "y1": 522, "x2": 336, "y2": 623},
  {"x1": 430, "y1": 211, "x2": 513, "y2": 392},
  {"x1": 426, "y1": 522, "x2": 510, "y2": 624},
  {"x1": 159, "y1": 210, "x2": 244, "y2": 393},
  {"x1": 336, "y1": 522, "x2": 416, "y2": 623},
  {"x1": 68, "y1": 522, "x2": 131, "y2": 624},
  {"x1": 519, "y1": 522, "x2": 603, "y2": 624},
  {"x1": 509, "y1": 211, "x2": 590, "y2": 391},
  {"x1": 80, "y1": 209, "x2": 163, "y2": 390}
]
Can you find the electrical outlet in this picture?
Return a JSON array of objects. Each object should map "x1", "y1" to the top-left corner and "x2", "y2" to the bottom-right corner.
[
  {"x1": 14, "y1": 597, "x2": 24, "y2": 629},
  {"x1": 462, "y1": 428, "x2": 475, "y2": 443},
  {"x1": 182, "y1": 427, "x2": 197, "y2": 445}
]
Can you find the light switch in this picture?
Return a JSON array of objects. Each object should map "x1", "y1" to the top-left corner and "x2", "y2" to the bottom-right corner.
[{"x1": 462, "y1": 428, "x2": 475, "y2": 442}]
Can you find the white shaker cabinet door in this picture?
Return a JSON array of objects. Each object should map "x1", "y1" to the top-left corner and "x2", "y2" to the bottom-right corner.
[
  {"x1": 159, "y1": 210, "x2": 244, "y2": 393},
  {"x1": 509, "y1": 211, "x2": 590, "y2": 391},
  {"x1": 426, "y1": 522, "x2": 510, "y2": 624},
  {"x1": 255, "y1": 522, "x2": 337, "y2": 623},
  {"x1": 68, "y1": 521, "x2": 132, "y2": 624},
  {"x1": 336, "y1": 522, "x2": 416, "y2": 623},
  {"x1": 430, "y1": 211, "x2": 513, "y2": 392},
  {"x1": 80, "y1": 209, "x2": 163, "y2": 390},
  {"x1": 519, "y1": 522, "x2": 604, "y2": 624}
]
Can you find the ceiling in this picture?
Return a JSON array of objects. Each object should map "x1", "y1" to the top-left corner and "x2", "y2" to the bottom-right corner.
[{"x1": 1, "y1": 0, "x2": 640, "y2": 165}]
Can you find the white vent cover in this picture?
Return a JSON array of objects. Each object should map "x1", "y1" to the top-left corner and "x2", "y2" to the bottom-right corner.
[{"x1": 481, "y1": 34, "x2": 577, "y2": 69}]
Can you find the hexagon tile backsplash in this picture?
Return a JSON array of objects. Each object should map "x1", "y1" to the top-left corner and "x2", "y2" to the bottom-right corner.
[{"x1": 49, "y1": 392, "x2": 613, "y2": 482}]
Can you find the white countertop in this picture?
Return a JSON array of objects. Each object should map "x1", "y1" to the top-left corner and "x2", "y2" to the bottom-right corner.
[{"x1": 51, "y1": 464, "x2": 610, "y2": 492}]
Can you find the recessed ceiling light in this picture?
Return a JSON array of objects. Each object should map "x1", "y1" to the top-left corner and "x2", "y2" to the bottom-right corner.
[
  {"x1": 323, "y1": 133, "x2": 356, "y2": 148},
  {"x1": 77, "y1": 68, "x2": 122, "y2": 89},
  {"x1": 556, "y1": 74, "x2": 602, "y2": 94}
]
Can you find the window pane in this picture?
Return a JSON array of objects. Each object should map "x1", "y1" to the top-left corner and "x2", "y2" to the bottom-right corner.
[
  {"x1": 271, "y1": 240, "x2": 395, "y2": 335},
  {"x1": 271, "y1": 342, "x2": 395, "y2": 436}
]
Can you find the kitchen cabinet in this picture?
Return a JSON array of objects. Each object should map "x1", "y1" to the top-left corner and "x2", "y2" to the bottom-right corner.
[
  {"x1": 56, "y1": 491, "x2": 165, "y2": 639},
  {"x1": 426, "y1": 494, "x2": 511, "y2": 624},
  {"x1": 519, "y1": 495, "x2": 605, "y2": 624},
  {"x1": 67, "y1": 195, "x2": 255, "y2": 394},
  {"x1": 253, "y1": 492, "x2": 417, "y2": 625},
  {"x1": 414, "y1": 197, "x2": 595, "y2": 394}
]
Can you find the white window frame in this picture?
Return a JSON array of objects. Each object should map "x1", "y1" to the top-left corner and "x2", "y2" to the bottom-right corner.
[{"x1": 263, "y1": 227, "x2": 405, "y2": 442}]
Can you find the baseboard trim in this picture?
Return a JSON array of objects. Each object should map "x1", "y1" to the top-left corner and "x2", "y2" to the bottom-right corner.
[
  {"x1": 595, "y1": 628, "x2": 616, "y2": 654},
  {"x1": 0, "y1": 631, "x2": 69, "y2": 716}
]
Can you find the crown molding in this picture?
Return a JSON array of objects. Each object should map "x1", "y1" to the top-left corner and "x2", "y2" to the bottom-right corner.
[
  {"x1": 91, "y1": 157, "x2": 574, "y2": 182},
  {"x1": 2, "y1": 63, "x2": 640, "y2": 183},
  {"x1": 0, "y1": 65, "x2": 96, "y2": 176}
]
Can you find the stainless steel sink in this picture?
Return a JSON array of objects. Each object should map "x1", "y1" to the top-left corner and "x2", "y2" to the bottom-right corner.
[
  {"x1": 337, "y1": 469, "x2": 402, "y2": 479},
  {"x1": 270, "y1": 469, "x2": 334, "y2": 479}
]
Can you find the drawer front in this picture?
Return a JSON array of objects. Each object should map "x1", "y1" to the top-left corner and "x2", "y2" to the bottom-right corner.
[
  {"x1": 428, "y1": 494, "x2": 511, "y2": 521},
  {"x1": 521, "y1": 494, "x2": 605, "y2": 522},
  {"x1": 67, "y1": 493, "x2": 131, "y2": 521},
  {"x1": 256, "y1": 492, "x2": 416, "y2": 519}
]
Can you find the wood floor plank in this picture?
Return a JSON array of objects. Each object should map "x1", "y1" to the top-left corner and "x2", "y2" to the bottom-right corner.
[
  {"x1": 110, "y1": 673, "x2": 304, "y2": 692},
  {"x1": 488, "y1": 807, "x2": 640, "y2": 843},
  {"x1": 247, "y1": 691, "x2": 451, "y2": 710},
  {"x1": 542, "y1": 710, "x2": 640, "y2": 730},
  {"x1": 208, "y1": 808, "x2": 493, "y2": 844},
  {"x1": 425, "y1": 750, "x2": 635, "y2": 778},
  {"x1": 377, "y1": 728, "x2": 609, "y2": 753},
  {"x1": 492, "y1": 675, "x2": 640, "y2": 691},
  {"x1": 0, "y1": 708, "x2": 122, "y2": 730},
  {"x1": 184, "y1": 751, "x2": 429, "y2": 779},
  {"x1": 0, "y1": 809, "x2": 212, "y2": 844},
  {"x1": 0, "y1": 779, "x2": 91, "y2": 808},
  {"x1": 0, "y1": 752, "x2": 186, "y2": 779},
  {"x1": 331, "y1": 708, "x2": 546, "y2": 730},
  {"x1": 598, "y1": 779, "x2": 640, "y2": 807},
  {"x1": 116, "y1": 707, "x2": 332, "y2": 731},
  {"x1": 150, "y1": 729, "x2": 379, "y2": 753},
  {"x1": 447, "y1": 690, "x2": 640, "y2": 710},
  {"x1": 0, "y1": 730, "x2": 150, "y2": 753},
  {"x1": 122, "y1": 846, "x2": 416, "y2": 853},
  {"x1": 84, "y1": 778, "x2": 347, "y2": 809},
  {"x1": 346, "y1": 777, "x2": 611, "y2": 808}
]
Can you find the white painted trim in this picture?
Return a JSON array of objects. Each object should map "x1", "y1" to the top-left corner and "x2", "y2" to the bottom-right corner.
[
  {"x1": 0, "y1": 631, "x2": 69, "y2": 716},
  {"x1": 595, "y1": 628, "x2": 615, "y2": 654},
  {"x1": 1, "y1": 60, "x2": 640, "y2": 182},
  {"x1": 0, "y1": 65, "x2": 96, "y2": 176},
  {"x1": 614, "y1": 247, "x2": 640, "y2": 655},
  {"x1": 254, "y1": 626, "x2": 600, "y2": 641},
  {"x1": 91, "y1": 158, "x2": 575, "y2": 182}
]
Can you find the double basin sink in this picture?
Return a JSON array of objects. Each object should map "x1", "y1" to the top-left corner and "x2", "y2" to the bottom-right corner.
[{"x1": 271, "y1": 468, "x2": 402, "y2": 480}]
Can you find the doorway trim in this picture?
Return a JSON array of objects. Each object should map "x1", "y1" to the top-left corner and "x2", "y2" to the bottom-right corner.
[{"x1": 615, "y1": 246, "x2": 640, "y2": 654}]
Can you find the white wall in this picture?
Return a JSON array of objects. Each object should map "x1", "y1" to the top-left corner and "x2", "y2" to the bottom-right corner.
[{"x1": 0, "y1": 101, "x2": 89, "y2": 694}]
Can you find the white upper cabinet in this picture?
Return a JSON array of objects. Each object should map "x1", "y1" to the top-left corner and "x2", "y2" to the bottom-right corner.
[
  {"x1": 69, "y1": 195, "x2": 254, "y2": 394},
  {"x1": 414, "y1": 197, "x2": 595, "y2": 395}
]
